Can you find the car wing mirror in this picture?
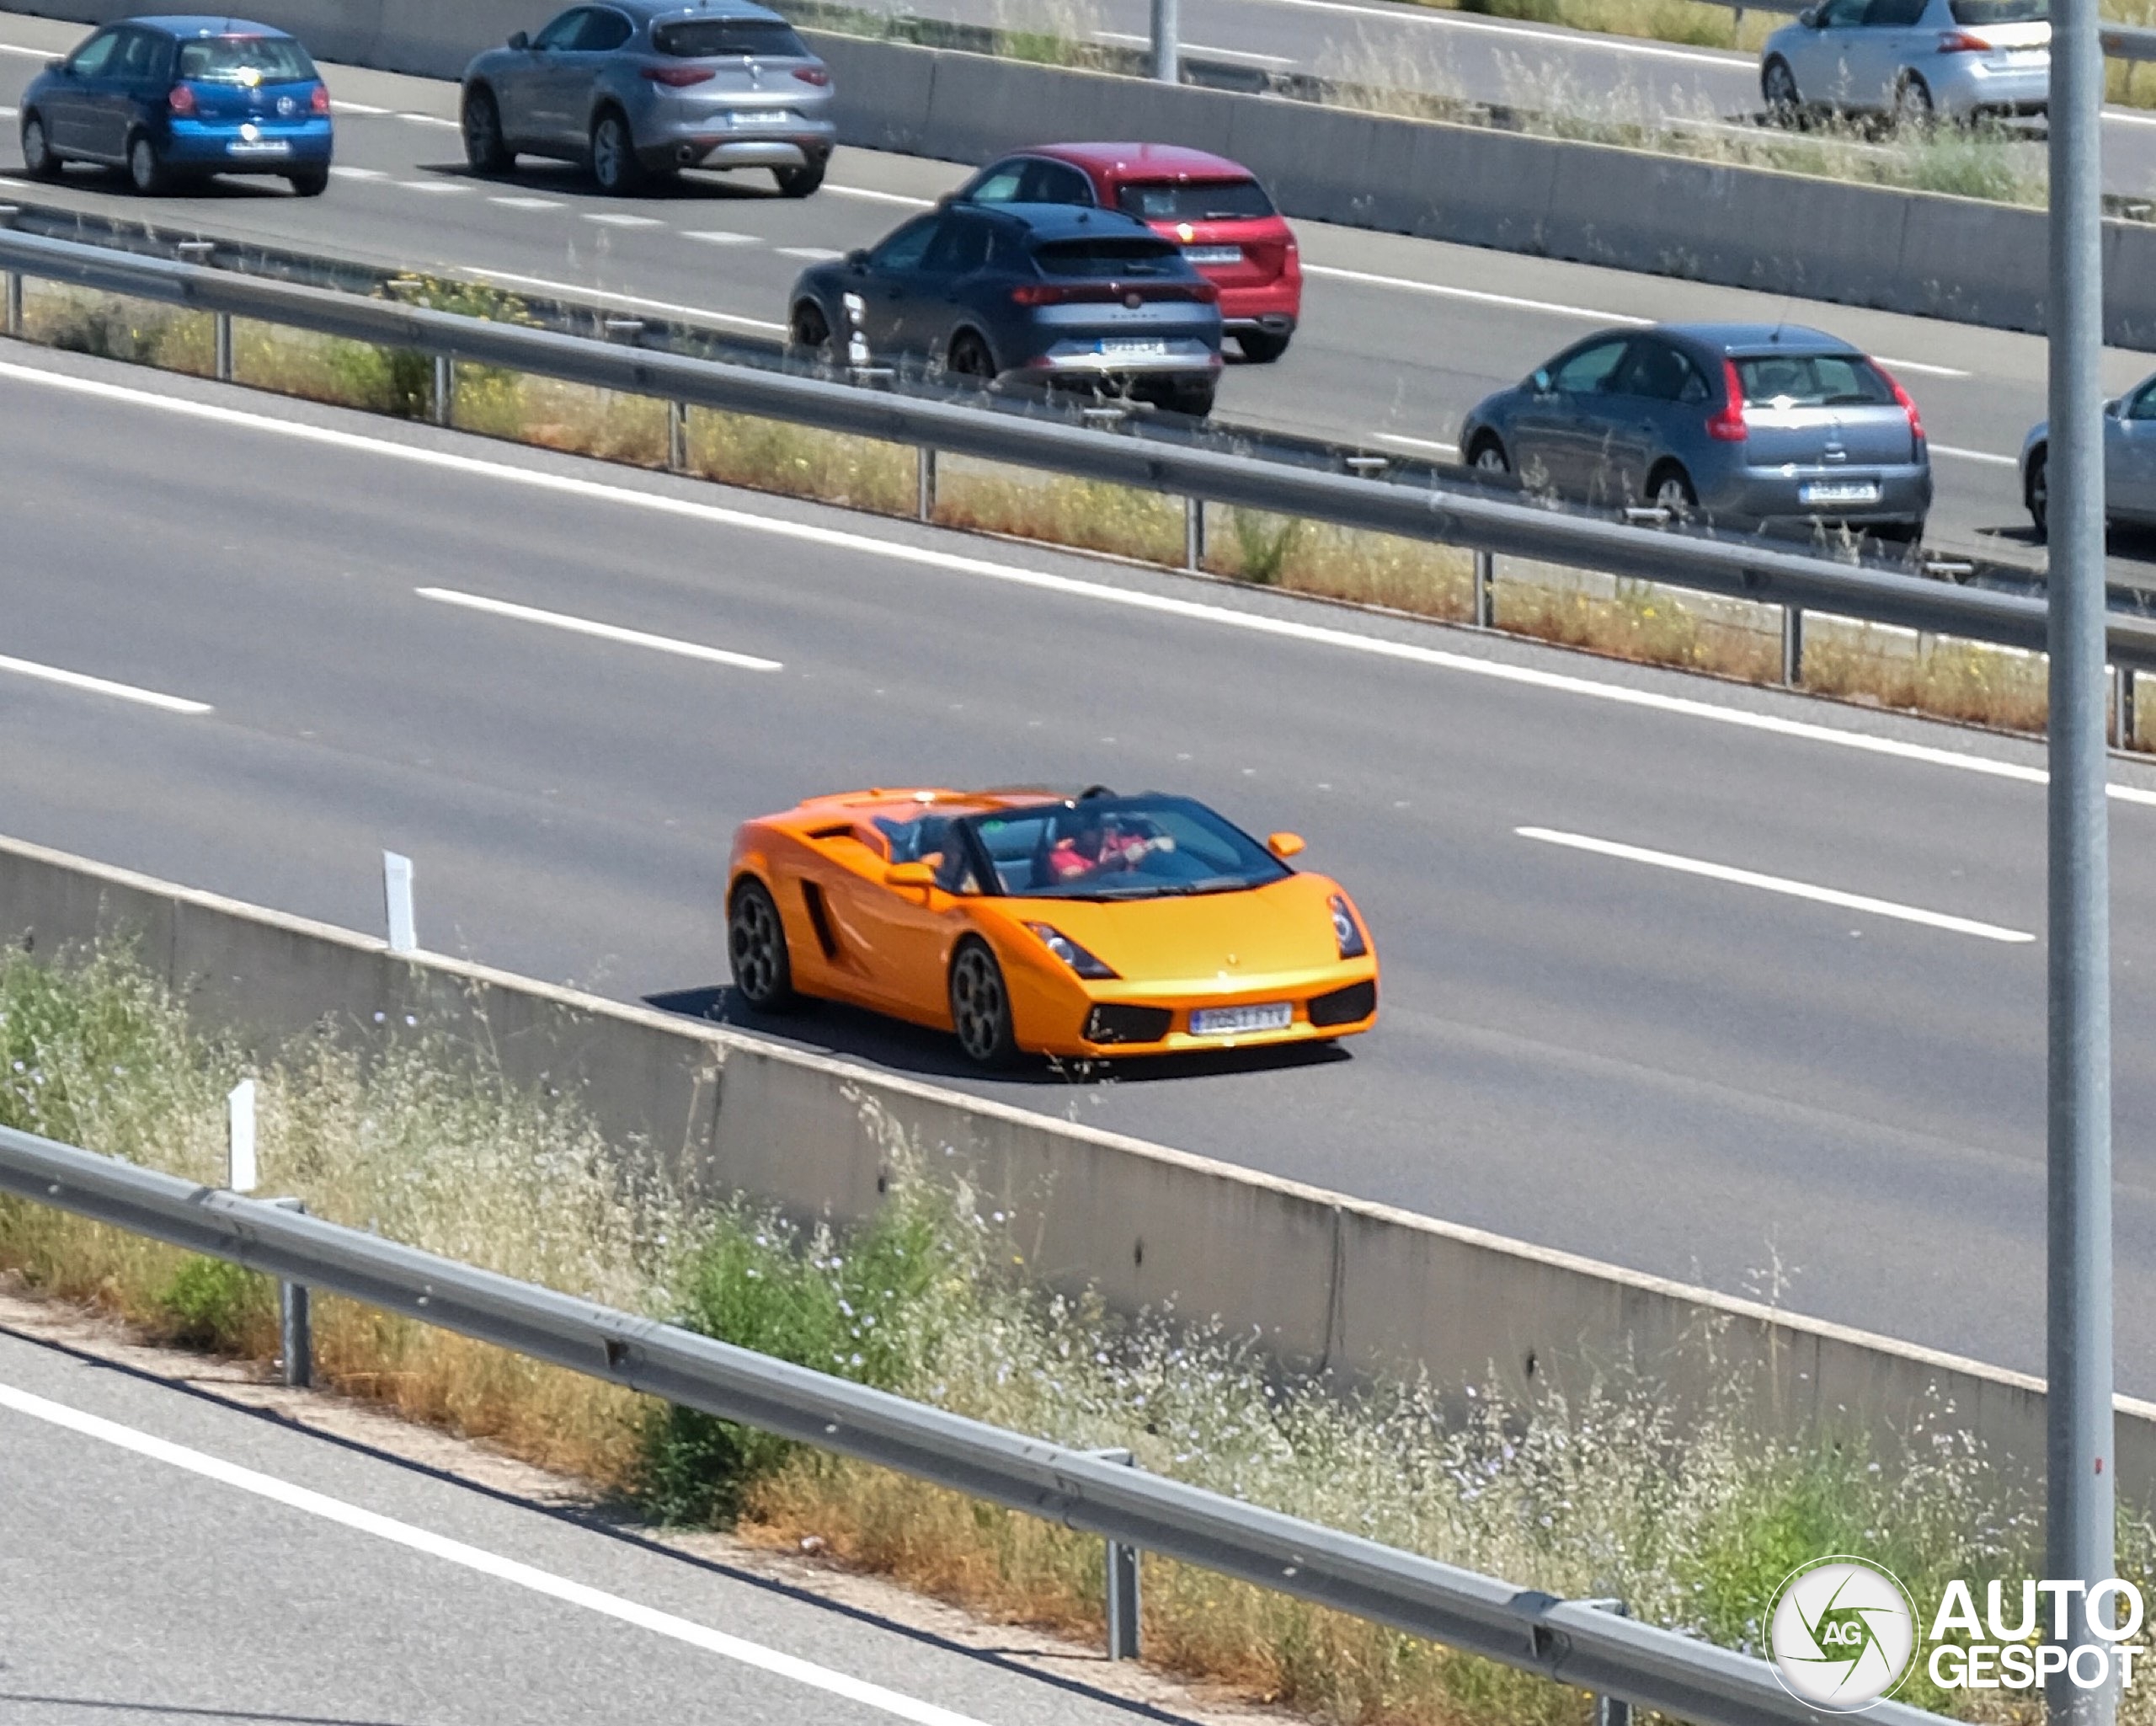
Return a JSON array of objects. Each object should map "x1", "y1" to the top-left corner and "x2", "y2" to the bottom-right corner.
[
  {"x1": 845, "y1": 247, "x2": 871, "y2": 271},
  {"x1": 2105, "y1": 397, "x2": 2123, "y2": 418},
  {"x1": 1266, "y1": 831, "x2": 1306, "y2": 861},
  {"x1": 45, "y1": 56, "x2": 65, "y2": 72},
  {"x1": 1529, "y1": 367, "x2": 1554, "y2": 395},
  {"x1": 884, "y1": 861, "x2": 937, "y2": 891},
  {"x1": 1799, "y1": 6, "x2": 1822, "y2": 24},
  {"x1": 509, "y1": 29, "x2": 532, "y2": 48}
]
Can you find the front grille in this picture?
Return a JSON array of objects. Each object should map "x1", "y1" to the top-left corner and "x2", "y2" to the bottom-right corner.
[
  {"x1": 1084, "y1": 1003, "x2": 1173, "y2": 1045},
  {"x1": 1307, "y1": 980, "x2": 1377, "y2": 1028}
]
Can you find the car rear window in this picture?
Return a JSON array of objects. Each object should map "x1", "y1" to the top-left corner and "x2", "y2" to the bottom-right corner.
[
  {"x1": 1115, "y1": 178, "x2": 1274, "y2": 222},
  {"x1": 1734, "y1": 352, "x2": 1893, "y2": 408},
  {"x1": 652, "y1": 18, "x2": 809, "y2": 56},
  {"x1": 1950, "y1": 0, "x2": 2047, "y2": 21},
  {"x1": 1033, "y1": 238, "x2": 1187, "y2": 278},
  {"x1": 176, "y1": 35, "x2": 316, "y2": 83}
]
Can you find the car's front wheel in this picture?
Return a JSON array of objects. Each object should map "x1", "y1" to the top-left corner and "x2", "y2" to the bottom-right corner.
[
  {"x1": 2025, "y1": 445, "x2": 2049, "y2": 540},
  {"x1": 590, "y1": 108, "x2": 645, "y2": 195},
  {"x1": 1762, "y1": 56, "x2": 1801, "y2": 121},
  {"x1": 948, "y1": 939, "x2": 1020, "y2": 1067},
  {"x1": 20, "y1": 113, "x2": 59, "y2": 181},
  {"x1": 463, "y1": 85, "x2": 513, "y2": 175},
  {"x1": 728, "y1": 878, "x2": 798, "y2": 1013},
  {"x1": 1470, "y1": 436, "x2": 1510, "y2": 477},
  {"x1": 790, "y1": 300, "x2": 834, "y2": 361},
  {"x1": 126, "y1": 134, "x2": 168, "y2": 196}
]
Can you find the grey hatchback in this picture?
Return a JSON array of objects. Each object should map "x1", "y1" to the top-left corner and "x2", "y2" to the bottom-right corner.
[
  {"x1": 460, "y1": 0, "x2": 835, "y2": 196},
  {"x1": 1458, "y1": 323, "x2": 1931, "y2": 542}
]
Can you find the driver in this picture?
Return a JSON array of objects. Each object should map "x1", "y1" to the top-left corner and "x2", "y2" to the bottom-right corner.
[{"x1": 1047, "y1": 811, "x2": 1171, "y2": 882}]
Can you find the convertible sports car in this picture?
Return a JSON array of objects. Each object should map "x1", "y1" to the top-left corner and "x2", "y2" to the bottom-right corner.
[{"x1": 725, "y1": 787, "x2": 1378, "y2": 1065}]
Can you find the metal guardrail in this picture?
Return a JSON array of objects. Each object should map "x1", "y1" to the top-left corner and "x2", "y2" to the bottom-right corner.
[
  {"x1": 5, "y1": 220, "x2": 2156, "y2": 687},
  {"x1": 0, "y1": 1121, "x2": 1945, "y2": 1726}
]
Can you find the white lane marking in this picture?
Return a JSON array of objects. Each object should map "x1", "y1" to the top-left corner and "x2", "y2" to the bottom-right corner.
[
  {"x1": 8, "y1": 357, "x2": 2153, "y2": 811},
  {"x1": 1874, "y1": 355, "x2": 1971, "y2": 378},
  {"x1": 824, "y1": 184, "x2": 935, "y2": 208},
  {"x1": 396, "y1": 112, "x2": 462, "y2": 129},
  {"x1": 0, "y1": 42, "x2": 57, "y2": 56},
  {"x1": 490, "y1": 195, "x2": 565, "y2": 211},
  {"x1": 1517, "y1": 826, "x2": 2035, "y2": 943},
  {"x1": 1093, "y1": 29, "x2": 1294, "y2": 63},
  {"x1": 328, "y1": 163, "x2": 387, "y2": 180},
  {"x1": 1239, "y1": 0, "x2": 1746, "y2": 65},
  {"x1": 417, "y1": 586, "x2": 782, "y2": 671},
  {"x1": 332, "y1": 99, "x2": 392, "y2": 115},
  {"x1": 775, "y1": 245, "x2": 843, "y2": 261},
  {"x1": 1374, "y1": 432, "x2": 1458, "y2": 455},
  {"x1": 682, "y1": 228, "x2": 762, "y2": 243},
  {"x1": 0, "y1": 1381, "x2": 991, "y2": 1726},
  {"x1": 1933, "y1": 443, "x2": 2019, "y2": 467},
  {"x1": 398, "y1": 179, "x2": 470, "y2": 195},
  {"x1": 450, "y1": 268, "x2": 786, "y2": 333},
  {"x1": 585, "y1": 211, "x2": 664, "y2": 227},
  {"x1": 1303, "y1": 261, "x2": 1651, "y2": 325},
  {"x1": 0, "y1": 104, "x2": 15, "y2": 120},
  {"x1": 0, "y1": 651, "x2": 211, "y2": 715}
]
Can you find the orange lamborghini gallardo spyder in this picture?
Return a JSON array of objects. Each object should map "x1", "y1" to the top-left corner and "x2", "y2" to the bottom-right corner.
[{"x1": 725, "y1": 787, "x2": 1378, "y2": 1066}]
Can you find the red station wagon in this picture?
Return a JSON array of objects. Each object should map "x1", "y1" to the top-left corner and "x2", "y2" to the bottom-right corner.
[{"x1": 953, "y1": 142, "x2": 1301, "y2": 362}]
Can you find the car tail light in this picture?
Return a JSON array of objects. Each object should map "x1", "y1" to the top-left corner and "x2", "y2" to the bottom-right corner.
[
  {"x1": 1012, "y1": 281, "x2": 1211, "y2": 306},
  {"x1": 1883, "y1": 367, "x2": 1927, "y2": 443},
  {"x1": 167, "y1": 83, "x2": 197, "y2": 116},
  {"x1": 1707, "y1": 359, "x2": 1748, "y2": 441},
  {"x1": 1938, "y1": 28, "x2": 1993, "y2": 51},
  {"x1": 792, "y1": 65, "x2": 830, "y2": 84},
  {"x1": 309, "y1": 83, "x2": 330, "y2": 115},
  {"x1": 1188, "y1": 280, "x2": 1219, "y2": 303},
  {"x1": 642, "y1": 64, "x2": 716, "y2": 85}
]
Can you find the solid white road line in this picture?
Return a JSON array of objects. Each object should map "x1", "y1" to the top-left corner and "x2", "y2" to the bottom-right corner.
[
  {"x1": 1092, "y1": 29, "x2": 1294, "y2": 63},
  {"x1": 1932, "y1": 443, "x2": 2020, "y2": 467},
  {"x1": 450, "y1": 268, "x2": 786, "y2": 333},
  {"x1": 1516, "y1": 826, "x2": 2036, "y2": 943},
  {"x1": 416, "y1": 586, "x2": 782, "y2": 672},
  {"x1": 0, "y1": 651, "x2": 211, "y2": 715},
  {"x1": 1875, "y1": 355, "x2": 1972, "y2": 378},
  {"x1": 331, "y1": 99, "x2": 392, "y2": 115},
  {"x1": 824, "y1": 185, "x2": 937, "y2": 208},
  {"x1": 1374, "y1": 432, "x2": 1460, "y2": 455},
  {"x1": 8, "y1": 357, "x2": 2152, "y2": 810},
  {"x1": 1237, "y1": 0, "x2": 1748, "y2": 65},
  {"x1": 0, "y1": 1380, "x2": 992, "y2": 1726},
  {"x1": 1302, "y1": 262, "x2": 1653, "y2": 324},
  {"x1": 396, "y1": 112, "x2": 462, "y2": 129}
]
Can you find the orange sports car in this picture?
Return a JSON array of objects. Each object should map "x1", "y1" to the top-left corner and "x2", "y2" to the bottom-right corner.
[{"x1": 725, "y1": 787, "x2": 1378, "y2": 1066}]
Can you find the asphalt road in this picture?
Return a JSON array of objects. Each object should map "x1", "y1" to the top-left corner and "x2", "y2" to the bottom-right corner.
[
  {"x1": 8, "y1": 340, "x2": 2156, "y2": 1398},
  {"x1": 0, "y1": 1324, "x2": 1162, "y2": 1726},
  {"x1": 9, "y1": 11, "x2": 2156, "y2": 580}
]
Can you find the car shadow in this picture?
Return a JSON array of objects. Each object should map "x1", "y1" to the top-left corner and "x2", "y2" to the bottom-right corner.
[
  {"x1": 643, "y1": 986, "x2": 1355, "y2": 1087},
  {"x1": 413, "y1": 158, "x2": 787, "y2": 201},
  {"x1": 35, "y1": 163, "x2": 291, "y2": 200}
]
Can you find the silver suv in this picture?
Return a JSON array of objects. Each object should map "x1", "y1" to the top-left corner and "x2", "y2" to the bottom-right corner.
[
  {"x1": 461, "y1": 0, "x2": 836, "y2": 196},
  {"x1": 1761, "y1": 0, "x2": 2049, "y2": 126}
]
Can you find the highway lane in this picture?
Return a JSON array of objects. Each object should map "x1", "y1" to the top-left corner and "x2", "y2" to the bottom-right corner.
[
  {"x1": 0, "y1": 1325, "x2": 1156, "y2": 1726},
  {"x1": 6, "y1": 11, "x2": 2156, "y2": 577},
  {"x1": 8, "y1": 345, "x2": 2156, "y2": 1395}
]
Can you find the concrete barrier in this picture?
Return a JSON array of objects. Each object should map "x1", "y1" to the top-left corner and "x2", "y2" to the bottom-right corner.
[{"x1": 5, "y1": 826, "x2": 2154, "y2": 1499}]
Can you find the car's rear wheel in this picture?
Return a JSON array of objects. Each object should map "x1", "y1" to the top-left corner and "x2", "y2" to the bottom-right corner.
[
  {"x1": 773, "y1": 159, "x2": 825, "y2": 198},
  {"x1": 1762, "y1": 56, "x2": 1801, "y2": 121},
  {"x1": 947, "y1": 330, "x2": 997, "y2": 387},
  {"x1": 1649, "y1": 464, "x2": 1698, "y2": 522},
  {"x1": 790, "y1": 300, "x2": 834, "y2": 361},
  {"x1": 1894, "y1": 75, "x2": 1935, "y2": 131},
  {"x1": 590, "y1": 108, "x2": 645, "y2": 195},
  {"x1": 127, "y1": 134, "x2": 168, "y2": 196},
  {"x1": 949, "y1": 939, "x2": 1020, "y2": 1067},
  {"x1": 1236, "y1": 328, "x2": 1291, "y2": 363},
  {"x1": 463, "y1": 85, "x2": 513, "y2": 175},
  {"x1": 1470, "y1": 436, "x2": 1509, "y2": 477},
  {"x1": 728, "y1": 879, "x2": 798, "y2": 1013},
  {"x1": 288, "y1": 167, "x2": 328, "y2": 197},
  {"x1": 2025, "y1": 444, "x2": 2049, "y2": 540},
  {"x1": 20, "y1": 114, "x2": 59, "y2": 181}
]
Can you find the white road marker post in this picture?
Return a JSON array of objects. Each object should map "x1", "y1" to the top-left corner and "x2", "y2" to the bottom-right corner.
[
  {"x1": 383, "y1": 851, "x2": 418, "y2": 954},
  {"x1": 227, "y1": 1078, "x2": 257, "y2": 1194}
]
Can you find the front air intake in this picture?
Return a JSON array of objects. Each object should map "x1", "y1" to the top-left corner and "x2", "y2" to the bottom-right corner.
[
  {"x1": 1307, "y1": 981, "x2": 1376, "y2": 1028},
  {"x1": 1084, "y1": 1004, "x2": 1172, "y2": 1045}
]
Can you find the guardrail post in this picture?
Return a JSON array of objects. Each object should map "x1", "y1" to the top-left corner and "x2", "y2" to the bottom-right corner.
[
  {"x1": 431, "y1": 354, "x2": 454, "y2": 428},
  {"x1": 382, "y1": 850, "x2": 418, "y2": 954},
  {"x1": 1183, "y1": 496, "x2": 1204, "y2": 570},
  {"x1": 270, "y1": 1196, "x2": 313, "y2": 1389},
  {"x1": 1473, "y1": 548, "x2": 1495, "y2": 629},
  {"x1": 214, "y1": 313, "x2": 233, "y2": 382},
  {"x1": 1091, "y1": 1447, "x2": 1141, "y2": 1659},
  {"x1": 668, "y1": 400, "x2": 688, "y2": 473},
  {"x1": 917, "y1": 446, "x2": 937, "y2": 522},
  {"x1": 0, "y1": 206, "x2": 17, "y2": 339},
  {"x1": 2116, "y1": 663, "x2": 2137, "y2": 749},
  {"x1": 1581, "y1": 1599, "x2": 1631, "y2": 1726},
  {"x1": 1780, "y1": 604, "x2": 1805, "y2": 686}
]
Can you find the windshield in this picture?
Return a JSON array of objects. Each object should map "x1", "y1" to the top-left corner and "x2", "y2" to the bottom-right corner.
[
  {"x1": 1115, "y1": 179, "x2": 1274, "y2": 222},
  {"x1": 176, "y1": 35, "x2": 316, "y2": 83},
  {"x1": 1733, "y1": 352, "x2": 1893, "y2": 409},
  {"x1": 1032, "y1": 238, "x2": 1187, "y2": 279},
  {"x1": 652, "y1": 18, "x2": 809, "y2": 56},
  {"x1": 1950, "y1": 0, "x2": 2047, "y2": 20},
  {"x1": 962, "y1": 796, "x2": 1290, "y2": 900}
]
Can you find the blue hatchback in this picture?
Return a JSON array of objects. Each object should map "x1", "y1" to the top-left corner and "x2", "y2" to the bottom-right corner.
[{"x1": 20, "y1": 17, "x2": 333, "y2": 197}]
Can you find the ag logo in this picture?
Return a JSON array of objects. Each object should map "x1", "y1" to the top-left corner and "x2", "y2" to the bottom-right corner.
[{"x1": 1767, "y1": 1556, "x2": 1919, "y2": 1712}]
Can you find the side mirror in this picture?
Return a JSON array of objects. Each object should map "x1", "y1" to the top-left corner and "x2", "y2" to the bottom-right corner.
[
  {"x1": 884, "y1": 861, "x2": 936, "y2": 892},
  {"x1": 2105, "y1": 397, "x2": 2123, "y2": 418},
  {"x1": 1266, "y1": 831, "x2": 1305, "y2": 861},
  {"x1": 1799, "y1": 6, "x2": 1822, "y2": 25},
  {"x1": 845, "y1": 248, "x2": 870, "y2": 270},
  {"x1": 45, "y1": 56, "x2": 64, "y2": 72},
  {"x1": 508, "y1": 29, "x2": 531, "y2": 48},
  {"x1": 1530, "y1": 367, "x2": 1553, "y2": 394}
]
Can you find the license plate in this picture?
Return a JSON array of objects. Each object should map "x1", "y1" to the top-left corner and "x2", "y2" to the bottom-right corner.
[
  {"x1": 731, "y1": 110, "x2": 794, "y2": 128},
  {"x1": 1801, "y1": 479, "x2": 1881, "y2": 505},
  {"x1": 1183, "y1": 245, "x2": 1242, "y2": 265},
  {"x1": 1099, "y1": 339, "x2": 1169, "y2": 357},
  {"x1": 1190, "y1": 1002, "x2": 1293, "y2": 1037},
  {"x1": 227, "y1": 139, "x2": 291, "y2": 157}
]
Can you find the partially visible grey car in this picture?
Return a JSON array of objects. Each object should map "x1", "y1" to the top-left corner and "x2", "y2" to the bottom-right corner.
[
  {"x1": 2020, "y1": 372, "x2": 2156, "y2": 538},
  {"x1": 1458, "y1": 323, "x2": 1931, "y2": 542},
  {"x1": 460, "y1": 0, "x2": 835, "y2": 196},
  {"x1": 1760, "y1": 0, "x2": 2049, "y2": 126}
]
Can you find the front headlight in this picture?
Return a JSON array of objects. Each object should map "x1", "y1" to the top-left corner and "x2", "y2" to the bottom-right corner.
[
  {"x1": 1329, "y1": 894, "x2": 1368, "y2": 959},
  {"x1": 1025, "y1": 922, "x2": 1118, "y2": 980}
]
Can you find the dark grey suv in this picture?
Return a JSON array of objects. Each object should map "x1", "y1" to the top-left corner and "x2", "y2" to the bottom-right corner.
[
  {"x1": 1459, "y1": 323, "x2": 1932, "y2": 542},
  {"x1": 460, "y1": 0, "x2": 835, "y2": 196}
]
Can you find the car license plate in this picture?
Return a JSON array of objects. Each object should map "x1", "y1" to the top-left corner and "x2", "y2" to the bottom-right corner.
[
  {"x1": 1183, "y1": 245, "x2": 1242, "y2": 265},
  {"x1": 1099, "y1": 339, "x2": 1169, "y2": 357},
  {"x1": 731, "y1": 110, "x2": 793, "y2": 128},
  {"x1": 1190, "y1": 1002, "x2": 1293, "y2": 1037},
  {"x1": 227, "y1": 138, "x2": 291, "y2": 157},
  {"x1": 1801, "y1": 479, "x2": 1881, "y2": 505}
]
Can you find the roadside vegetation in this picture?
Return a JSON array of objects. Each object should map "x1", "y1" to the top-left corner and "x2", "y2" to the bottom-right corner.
[
  {"x1": 14, "y1": 275, "x2": 2107, "y2": 749},
  {"x1": 0, "y1": 939, "x2": 2129, "y2": 1723}
]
